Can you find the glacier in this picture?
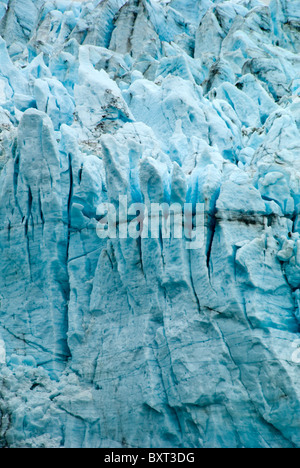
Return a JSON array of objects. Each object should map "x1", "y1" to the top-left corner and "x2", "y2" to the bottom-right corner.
[{"x1": 0, "y1": 0, "x2": 300, "y2": 448}]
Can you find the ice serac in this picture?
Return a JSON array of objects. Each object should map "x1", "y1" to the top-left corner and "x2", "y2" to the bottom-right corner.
[
  {"x1": 0, "y1": 0, "x2": 300, "y2": 449},
  {"x1": 0, "y1": 109, "x2": 71, "y2": 378}
]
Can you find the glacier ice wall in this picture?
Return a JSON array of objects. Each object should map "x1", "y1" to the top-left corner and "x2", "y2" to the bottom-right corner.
[{"x1": 0, "y1": 0, "x2": 300, "y2": 448}]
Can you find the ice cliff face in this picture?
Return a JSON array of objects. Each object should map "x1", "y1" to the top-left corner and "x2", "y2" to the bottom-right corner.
[{"x1": 0, "y1": 0, "x2": 300, "y2": 448}]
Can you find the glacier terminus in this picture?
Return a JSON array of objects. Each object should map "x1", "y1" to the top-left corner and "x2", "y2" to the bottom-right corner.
[{"x1": 0, "y1": 0, "x2": 300, "y2": 448}]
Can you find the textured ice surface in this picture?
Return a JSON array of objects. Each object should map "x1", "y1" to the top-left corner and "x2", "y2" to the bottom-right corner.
[{"x1": 0, "y1": 0, "x2": 300, "y2": 448}]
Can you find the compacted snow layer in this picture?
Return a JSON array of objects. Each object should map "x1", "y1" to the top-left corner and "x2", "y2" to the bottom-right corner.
[{"x1": 0, "y1": 0, "x2": 300, "y2": 448}]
